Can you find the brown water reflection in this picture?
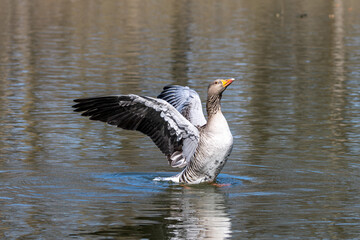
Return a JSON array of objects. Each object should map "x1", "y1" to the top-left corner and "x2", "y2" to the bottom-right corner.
[{"x1": 1, "y1": 0, "x2": 360, "y2": 239}]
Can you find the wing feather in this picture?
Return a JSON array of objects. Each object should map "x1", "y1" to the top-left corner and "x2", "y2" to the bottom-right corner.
[
  {"x1": 73, "y1": 94, "x2": 199, "y2": 164},
  {"x1": 157, "y1": 85, "x2": 207, "y2": 127}
]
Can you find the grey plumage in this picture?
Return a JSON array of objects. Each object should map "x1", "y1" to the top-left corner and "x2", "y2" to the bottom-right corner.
[
  {"x1": 157, "y1": 85, "x2": 206, "y2": 127},
  {"x1": 73, "y1": 78, "x2": 234, "y2": 184},
  {"x1": 73, "y1": 95, "x2": 199, "y2": 163}
]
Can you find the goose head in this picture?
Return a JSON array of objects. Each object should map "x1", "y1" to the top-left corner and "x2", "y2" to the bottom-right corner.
[
  {"x1": 206, "y1": 78, "x2": 234, "y2": 117},
  {"x1": 207, "y1": 78, "x2": 234, "y2": 96}
]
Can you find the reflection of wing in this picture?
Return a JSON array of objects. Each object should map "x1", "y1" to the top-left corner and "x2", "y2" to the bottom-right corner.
[
  {"x1": 73, "y1": 95, "x2": 199, "y2": 166},
  {"x1": 158, "y1": 85, "x2": 207, "y2": 127}
]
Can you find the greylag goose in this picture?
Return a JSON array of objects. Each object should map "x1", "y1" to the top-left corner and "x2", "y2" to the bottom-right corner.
[{"x1": 72, "y1": 78, "x2": 234, "y2": 184}]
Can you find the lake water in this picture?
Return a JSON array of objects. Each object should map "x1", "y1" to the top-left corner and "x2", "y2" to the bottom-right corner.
[{"x1": 1, "y1": 0, "x2": 360, "y2": 239}]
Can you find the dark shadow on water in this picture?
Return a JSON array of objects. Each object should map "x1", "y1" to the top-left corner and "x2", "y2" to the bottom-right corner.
[{"x1": 71, "y1": 172, "x2": 249, "y2": 239}]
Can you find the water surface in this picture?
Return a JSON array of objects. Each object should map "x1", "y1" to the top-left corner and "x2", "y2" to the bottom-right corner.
[{"x1": 1, "y1": 0, "x2": 360, "y2": 239}]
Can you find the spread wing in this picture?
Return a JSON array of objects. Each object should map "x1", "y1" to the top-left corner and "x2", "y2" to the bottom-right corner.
[
  {"x1": 157, "y1": 85, "x2": 207, "y2": 127},
  {"x1": 72, "y1": 94, "x2": 199, "y2": 168}
]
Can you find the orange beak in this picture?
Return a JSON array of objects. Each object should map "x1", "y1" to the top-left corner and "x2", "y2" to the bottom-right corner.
[{"x1": 221, "y1": 78, "x2": 234, "y2": 88}]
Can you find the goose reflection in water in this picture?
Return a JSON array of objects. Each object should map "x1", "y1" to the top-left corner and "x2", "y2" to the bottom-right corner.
[
  {"x1": 77, "y1": 183, "x2": 232, "y2": 240},
  {"x1": 165, "y1": 185, "x2": 231, "y2": 240}
]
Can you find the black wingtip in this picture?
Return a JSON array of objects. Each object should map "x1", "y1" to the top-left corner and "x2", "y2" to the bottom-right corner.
[
  {"x1": 72, "y1": 98, "x2": 89, "y2": 110},
  {"x1": 72, "y1": 101, "x2": 83, "y2": 110},
  {"x1": 72, "y1": 98, "x2": 92, "y2": 111}
]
